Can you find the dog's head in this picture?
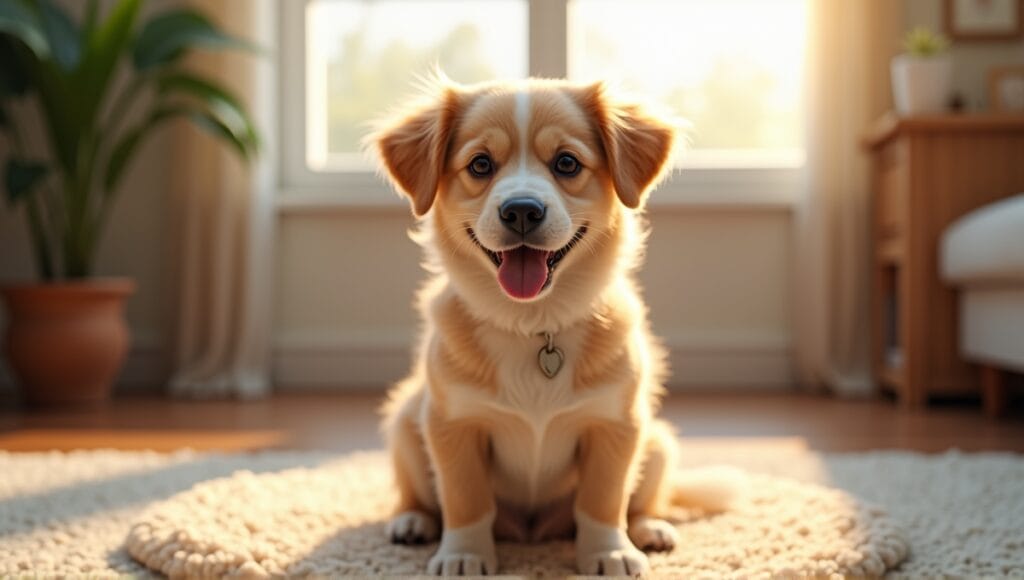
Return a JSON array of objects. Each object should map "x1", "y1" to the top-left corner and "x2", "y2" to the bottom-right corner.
[{"x1": 371, "y1": 79, "x2": 675, "y2": 312}]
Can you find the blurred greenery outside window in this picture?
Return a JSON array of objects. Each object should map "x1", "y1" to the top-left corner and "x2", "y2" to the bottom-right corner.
[{"x1": 305, "y1": 0, "x2": 807, "y2": 171}]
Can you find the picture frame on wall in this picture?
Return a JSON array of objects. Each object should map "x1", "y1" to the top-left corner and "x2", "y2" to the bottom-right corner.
[
  {"x1": 945, "y1": 0, "x2": 1024, "y2": 40},
  {"x1": 989, "y1": 66, "x2": 1024, "y2": 112}
]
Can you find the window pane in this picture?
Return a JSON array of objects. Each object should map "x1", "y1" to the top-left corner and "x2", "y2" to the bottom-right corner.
[
  {"x1": 307, "y1": 0, "x2": 528, "y2": 168},
  {"x1": 569, "y1": 0, "x2": 808, "y2": 165}
]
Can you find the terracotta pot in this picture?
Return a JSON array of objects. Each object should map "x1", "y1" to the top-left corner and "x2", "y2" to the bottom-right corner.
[{"x1": 2, "y1": 279, "x2": 135, "y2": 405}]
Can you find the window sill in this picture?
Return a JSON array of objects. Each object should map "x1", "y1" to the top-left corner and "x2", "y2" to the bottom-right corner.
[{"x1": 276, "y1": 165, "x2": 802, "y2": 215}]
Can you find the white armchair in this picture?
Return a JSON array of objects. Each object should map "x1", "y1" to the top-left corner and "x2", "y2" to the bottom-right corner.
[{"x1": 941, "y1": 193, "x2": 1024, "y2": 415}]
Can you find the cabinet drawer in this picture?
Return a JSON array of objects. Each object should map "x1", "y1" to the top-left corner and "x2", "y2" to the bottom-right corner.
[{"x1": 876, "y1": 148, "x2": 908, "y2": 238}]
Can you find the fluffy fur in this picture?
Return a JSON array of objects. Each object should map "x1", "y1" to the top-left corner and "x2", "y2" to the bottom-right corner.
[{"x1": 371, "y1": 78, "x2": 733, "y2": 577}]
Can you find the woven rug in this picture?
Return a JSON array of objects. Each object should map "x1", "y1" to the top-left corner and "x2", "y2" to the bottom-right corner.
[{"x1": 0, "y1": 447, "x2": 1022, "y2": 578}]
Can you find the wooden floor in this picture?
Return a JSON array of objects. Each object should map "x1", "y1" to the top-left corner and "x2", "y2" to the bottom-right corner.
[{"x1": 1, "y1": 390, "x2": 1022, "y2": 454}]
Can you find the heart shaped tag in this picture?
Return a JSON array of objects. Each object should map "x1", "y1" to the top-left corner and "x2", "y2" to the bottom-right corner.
[{"x1": 538, "y1": 346, "x2": 564, "y2": 378}]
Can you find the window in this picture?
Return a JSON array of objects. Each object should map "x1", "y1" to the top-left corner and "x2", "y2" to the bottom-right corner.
[
  {"x1": 569, "y1": 0, "x2": 807, "y2": 168},
  {"x1": 280, "y1": 0, "x2": 808, "y2": 206},
  {"x1": 305, "y1": 0, "x2": 528, "y2": 170}
]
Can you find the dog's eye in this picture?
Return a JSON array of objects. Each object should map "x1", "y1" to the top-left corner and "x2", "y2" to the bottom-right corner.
[
  {"x1": 552, "y1": 153, "x2": 581, "y2": 177},
  {"x1": 468, "y1": 154, "x2": 494, "y2": 178}
]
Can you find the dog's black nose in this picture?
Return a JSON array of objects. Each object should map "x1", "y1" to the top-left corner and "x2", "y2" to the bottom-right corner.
[{"x1": 499, "y1": 197, "x2": 546, "y2": 235}]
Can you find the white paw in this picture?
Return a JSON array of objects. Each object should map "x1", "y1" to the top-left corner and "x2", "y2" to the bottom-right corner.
[
  {"x1": 387, "y1": 510, "x2": 439, "y2": 545},
  {"x1": 627, "y1": 516, "x2": 678, "y2": 552},
  {"x1": 427, "y1": 552, "x2": 495, "y2": 576},
  {"x1": 427, "y1": 512, "x2": 498, "y2": 575},
  {"x1": 578, "y1": 547, "x2": 650, "y2": 577}
]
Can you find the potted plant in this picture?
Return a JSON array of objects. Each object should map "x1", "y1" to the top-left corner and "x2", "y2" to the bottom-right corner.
[
  {"x1": 0, "y1": 0, "x2": 259, "y2": 404},
  {"x1": 891, "y1": 26, "x2": 952, "y2": 115}
]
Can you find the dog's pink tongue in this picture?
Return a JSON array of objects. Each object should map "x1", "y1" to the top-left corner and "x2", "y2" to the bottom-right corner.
[{"x1": 498, "y1": 247, "x2": 550, "y2": 299}]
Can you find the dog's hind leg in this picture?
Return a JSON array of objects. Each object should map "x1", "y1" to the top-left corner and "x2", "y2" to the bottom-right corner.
[
  {"x1": 383, "y1": 381, "x2": 440, "y2": 545},
  {"x1": 627, "y1": 419, "x2": 680, "y2": 552}
]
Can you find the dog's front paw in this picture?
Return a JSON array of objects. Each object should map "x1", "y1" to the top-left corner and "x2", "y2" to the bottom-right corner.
[
  {"x1": 427, "y1": 552, "x2": 495, "y2": 576},
  {"x1": 578, "y1": 547, "x2": 650, "y2": 577},
  {"x1": 427, "y1": 513, "x2": 498, "y2": 576},
  {"x1": 387, "y1": 510, "x2": 439, "y2": 545},
  {"x1": 627, "y1": 516, "x2": 678, "y2": 552},
  {"x1": 575, "y1": 510, "x2": 650, "y2": 577}
]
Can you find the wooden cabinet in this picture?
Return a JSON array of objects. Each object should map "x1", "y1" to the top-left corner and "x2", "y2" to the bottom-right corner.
[{"x1": 863, "y1": 114, "x2": 1024, "y2": 407}]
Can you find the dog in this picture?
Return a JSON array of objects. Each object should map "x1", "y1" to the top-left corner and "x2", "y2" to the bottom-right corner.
[{"x1": 371, "y1": 77, "x2": 737, "y2": 577}]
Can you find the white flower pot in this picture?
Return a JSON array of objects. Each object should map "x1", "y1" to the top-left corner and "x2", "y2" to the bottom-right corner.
[{"x1": 891, "y1": 54, "x2": 952, "y2": 115}]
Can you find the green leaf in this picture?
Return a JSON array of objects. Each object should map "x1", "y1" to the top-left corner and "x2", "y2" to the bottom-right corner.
[
  {"x1": 185, "y1": 108, "x2": 249, "y2": 158},
  {"x1": 82, "y1": 0, "x2": 98, "y2": 39},
  {"x1": 104, "y1": 100, "x2": 256, "y2": 193},
  {"x1": 4, "y1": 158, "x2": 49, "y2": 206},
  {"x1": 29, "y1": 58, "x2": 80, "y2": 173},
  {"x1": 156, "y1": 70, "x2": 260, "y2": 152},
  {"x1": 149, "y1": 103, "x2": 251, "y2": 161},
  {"x1": 0, "y1": 34, "x2": 31, "y2": 96},
  {"x1": 104, "y1": 126, "x2": 144, "y2": 193},
  {"x1": 133, "y1": 8, "x2": 258, "y2": 71},
  {"x1": 0, "y1": 0, "x2": 49, "y2": 60},
  {"x1": 36, "y1": 0, "x2": 80, "y2": 71},
  {"x1": 103, "y1": 106, "x2": 175, "y2": 193},
  {"x1": 74, "y1": 0, "x2": 140, "y2": 130}
]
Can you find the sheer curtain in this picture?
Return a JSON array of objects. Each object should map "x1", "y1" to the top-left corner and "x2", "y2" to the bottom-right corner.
[
  {"x1": 794, "y1": 0, "x2": 903, "y2": 395},
  {"x1": 168, "y1": 0, "x2": 277, "y2": 398}
]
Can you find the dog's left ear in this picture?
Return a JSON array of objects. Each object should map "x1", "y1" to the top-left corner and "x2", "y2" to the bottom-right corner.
[
  {"x1": 369, "y1": 86, "x2": 463, "y2": 217},
  {"x1": 575, "y1": 83, "x2": 676, "y2": 209}
]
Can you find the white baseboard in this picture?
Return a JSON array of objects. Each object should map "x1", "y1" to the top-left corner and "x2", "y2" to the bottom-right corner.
[{"x1": 272, "y1": 331, "x2": 793, "y2": 390}]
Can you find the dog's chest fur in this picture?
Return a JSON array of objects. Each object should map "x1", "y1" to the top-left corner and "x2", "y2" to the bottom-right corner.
[{"x1": 442, "y1": 322, "x2": 629, "y2": 509}]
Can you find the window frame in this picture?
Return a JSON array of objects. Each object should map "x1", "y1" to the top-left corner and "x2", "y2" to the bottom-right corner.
[{"x1": 277, "y1": 0, "x2": 803, "y2": 212}]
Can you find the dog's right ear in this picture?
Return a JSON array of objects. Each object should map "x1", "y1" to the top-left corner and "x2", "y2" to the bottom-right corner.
[{"x1": 369, "y1": 87, "x2": 463, "y2": 217}]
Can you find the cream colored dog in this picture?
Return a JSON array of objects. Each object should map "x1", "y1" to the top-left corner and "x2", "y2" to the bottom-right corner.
[{"x1": 371, "y1": 78, "x2": 733, "y2": 577}]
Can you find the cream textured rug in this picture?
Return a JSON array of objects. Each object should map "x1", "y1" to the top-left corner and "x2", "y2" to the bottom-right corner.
[{"x1": 0, "y1": 447, "x2": 1022, "y2": 578}]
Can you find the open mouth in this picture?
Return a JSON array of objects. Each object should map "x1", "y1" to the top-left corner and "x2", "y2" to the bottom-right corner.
[{"x1": 467, "y1": 225, "x2": 588, "y2": 300}]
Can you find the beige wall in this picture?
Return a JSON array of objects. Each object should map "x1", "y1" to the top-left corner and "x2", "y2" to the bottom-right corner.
[
  {"x1": 273, "y1": 205, "x2": 795, "y2": 389},
  {"x1": 903, "y1": 0, "x2": 1024, "y2": 109}
]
